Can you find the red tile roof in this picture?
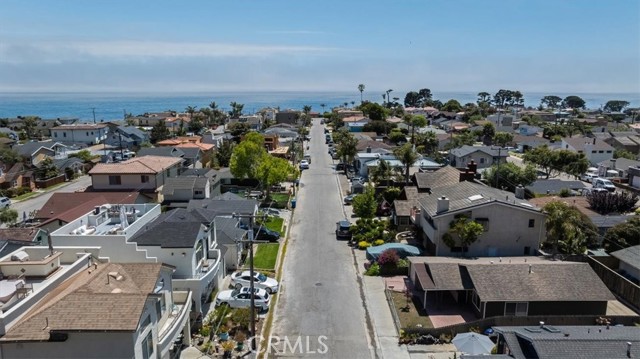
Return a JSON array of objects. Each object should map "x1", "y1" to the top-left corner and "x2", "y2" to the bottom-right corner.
[{"x1": 36, "y1": 192, "x2": 141, "y2": 222}]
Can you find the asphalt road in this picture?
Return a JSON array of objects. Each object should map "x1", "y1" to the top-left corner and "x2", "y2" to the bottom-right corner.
[
  {"x1": 269, "y1": 119, "x2": 376, "y2": 358},
  {"x1": 11, "y1": 175, "x2": 92, "y2": 221}
]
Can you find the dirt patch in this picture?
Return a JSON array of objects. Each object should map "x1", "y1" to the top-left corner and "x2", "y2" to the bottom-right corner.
[{"x1": 390, "y1": 291, "x2": 433, "y2": 329}]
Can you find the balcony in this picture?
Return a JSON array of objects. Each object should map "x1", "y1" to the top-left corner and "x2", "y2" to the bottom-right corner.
[{"x1": 158, "y1": 290, "x2": 192, "y2": 357}]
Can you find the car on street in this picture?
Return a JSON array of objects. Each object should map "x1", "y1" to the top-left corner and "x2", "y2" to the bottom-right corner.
[
  {"x1": 580, "y1": 172, "x2": 598, "y2": 183},
  {"x1": 343, "y1": 194, "x2": 358, "y2": 205},
  {"x1": 215, "y1": 287, "x2": 271, "y2": 311},
  {"x1": 299, "y1": 160, "x2": 309, "y2": 170},
  {"x1": 231, "y1": 271, "x2": 280, "y2": 293},
  {"x1": 253, "y1": 227, "x2": 281, "y2": 242},
  {"x1": 335, "y1": 219, "x2": 352, "y2": 240},
  {"x1": 0, "y1": 197, "x2": 11, "y2": 209},
  {"x1": 593, "y1": 178, "x2": 616, "y2": 192}
]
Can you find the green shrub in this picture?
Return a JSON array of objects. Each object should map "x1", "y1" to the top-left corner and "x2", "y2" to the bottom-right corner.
[
  {"x1": 373, "y1": 239, "x2": 385, "y2": 246},
  {"x1": 358, "y1": 241, "x2": 371, "y2": 250},
  {"x1": 397, "y1": 258, "x2": 409, "y2": 268},
  {"x1": 230, "y1": 308, "x2": 251, "y2": 329},
  {"x1": 559, "y1": 188, "x2": 571, "y2": 197},
  {"x1": 365, "y1": 262, "x2": 380, "y2": 276}
]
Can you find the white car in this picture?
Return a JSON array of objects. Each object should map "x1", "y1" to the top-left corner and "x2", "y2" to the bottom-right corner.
[
  {"x1": 0, "y1": 197, "x2": 10, "y2": 209},
  {"x1": 593, "y1": 178, "x2": 616, "y2": 192},
  {"x1": 215, "y1": 287, "x2": 270, "y2": 311},
  {"x1": 299, "y1": 160, "x2": 309, "y2": 170},
  {"x1": 231, "y1": 271, "x2": 279, "y2": 293},
  {"x1": 580, "y1": 173, "x2": 598, "y2": 183}
]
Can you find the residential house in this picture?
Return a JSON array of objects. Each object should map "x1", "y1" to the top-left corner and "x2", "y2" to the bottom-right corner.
[
  {"x1": 512, "y1": 134, "x2": 551, "y2": 153},
  {"x1": 50, "y1": 204, "x2": 222, "y2": 314},
  {"x1": 13, "y1": 141, "x2": 67, "y2": 166},
  {"x1": 561, "y1": 137, "x2": 614, "y2": 165},
  {"x1": 525, "y1": 179, "x2": 586, "y2": 196},
  {"x1": 414, "y1": 165, "x2": 466, "y2": 193},
  {"x1": 162, "y1": 177, "x2": 210, "y2": 204},
  {"x1": 137, "y1": 146, "x2": 186, "y2": 160},
  {"x1": 228, "y1": 115, "x2": 262, "y2": 130},
  {"x1": 0, "y1": 163, "x2": 35, "y2": 190},
  {"x1": 342, "y1": 116, "x2": 371, "y2": 132},
  {"x1": 629, "y1": 165, "x2": 640, "y2": 188},
  {"x1": 416, "y1": 181, "x2": 546, "y2": 257},
  {"x1": 393, "y1": 187, "x2": 420, "y2": 231},
  {"x1": 176, "y1": 146, "x2": 202, "y2": 169},
  {"x1": 0, "y1": 228, "x2": 47, "y2": 257},
  {"x1": 597, "y1": 157, "x2": 640, "y2": 179},
  {"x1": 486, "y1": 113, "x2": 515, "y2": 132},
  {"x1": 104, "y1": 125, "x2": 149, "y2": 150},
  {"x1": 610, "y1": 245, "x2": 640, "y2": 282},
  {"x1": 53, "y1": 157, "x2": 86, "y2": 179},
  {"x1": 449, "y1": 145, "x2": 508, "y2": 170},
  {"x1": 213, "y1": 217, "x2": 247, "y2": 271},
  {"x1": 0, "y1": 253, "x2": 191, "y2": 359},
  {"x1": 131, "y1": 111, "x2": 177, "y2": 127},
  {"x1": 36, "y1": 192, "x2": 147, "y2": 232},
  {"x1": 408, "y1": 256, "x2": 614, "y2": 318},
  {"x1": 187, "y1": 198, "x2": 259, "y2": 229},
  {"x1": 0, "y1": 137, "x2": 16, "y2": 148},
  {"x1": 492, "y1": 325, "x2": 640, "y2": 359},
  {"x1": 50, "y1": 124, "x2": 109, "y2": 145},
  {"x1": 356, "y1": 140, "x2": 394, "y2": 152},
  {"x1": 181, "y1": 168, "x2": 222, "y2": 197},
  {"x1": 88, "y1": 155, "x2": 182, "y2": 195},
  {"x1": 605, "y1": 134, "x2": 640, "y2": 154},
  {"x1": 334, "y1": 109, "x2": 364, "y2": 119}
]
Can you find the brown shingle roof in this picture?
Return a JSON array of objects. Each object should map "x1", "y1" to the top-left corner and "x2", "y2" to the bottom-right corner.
[
  {"x1": 37, "y1": 192, "x2": 141, "y2": 221},
  {"x1": 427, "y1": 263, "x2": 473, "y2": 290},
  {"x1": 563, "y1": 137, "x2": 614, "y2": 151},
  {"x1": 89, "y1": 155, "x2": 181, "y2": 174},
  {"x1": 0, "y1": 228, "x2": 41, "y2": 242},
  {"x1": 414, "y1": 166, "x2": 461, "y2": 190},
  {"x1": 1, "y1": 263, "x2": 163, "y2": 341}
]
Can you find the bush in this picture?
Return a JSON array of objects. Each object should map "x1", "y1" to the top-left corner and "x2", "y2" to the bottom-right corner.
[
  {"x1": 373, "y1": 239, "x2": 385, "y2": 246},
  {"x1": 586, "y1": 190, "x2": 638, "y2": 214},
  {"x1": 378, "y1": 249, "x2": 399, "y2": 266},
  {"x1": 358, "y1": 241, "x2": 371, "y2": 250},
  {"x1": 365, "y1": 262, "x2": 380, "y2": 276},
  {"x1": 230, "y1": 308, "x2": 251, "y2": 330},
  {"x1": 559, "y1": 188, "x2": 572, "y2": 197},
  {"x1": 397, "y1": 258, "x2": 409, "y2": 268}
]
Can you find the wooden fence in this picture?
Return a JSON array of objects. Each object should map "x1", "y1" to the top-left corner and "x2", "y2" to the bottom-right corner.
[
  {"x1": 35, "y1": 174, "x2": 66, "y2": 189},
  {"x1": 587, "y1": 256, "x2": 640, "y2": 311}
]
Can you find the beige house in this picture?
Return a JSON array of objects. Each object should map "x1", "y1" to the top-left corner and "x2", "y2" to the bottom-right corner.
[
  {"x1": 89, "y1": 156, "x2": 182, "y2": 194},
  {"x1": 416, "y1": 181, "x2": 546, "y2": 257}
]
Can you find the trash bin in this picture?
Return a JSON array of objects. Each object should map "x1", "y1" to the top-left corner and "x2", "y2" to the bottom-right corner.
[{"x1": 291, "y1": 198, "x2": 297, "y2": 208}]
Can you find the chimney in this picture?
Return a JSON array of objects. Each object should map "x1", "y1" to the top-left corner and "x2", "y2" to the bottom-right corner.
[
  {"x1": 529, "y1": 264, "x2": 533, "y2": 274},
  {"x1": 539, "y1": 321, "x2": 544, "y2": 328},
  {"x1": 94, "y1": 206, "x2": 100, "y2": 215},
  {"x1": 515, "y1": 185, "x2": 525, "y2": 199},
  {"x1": 593, "y1": 137, "x2": 596, "y2": 145},
  {"x1": 467, "y1": 160, "x2": 477, "y2": 174},
  {"x1": 436, "y1": 196, "x2": 449, "y2": 213},
  {"x1": 366, "y1": 145, "x2": 371, "y2": 153},
  {"x1": 628, "y1": 342, "x2": 632, "y2": 358}
]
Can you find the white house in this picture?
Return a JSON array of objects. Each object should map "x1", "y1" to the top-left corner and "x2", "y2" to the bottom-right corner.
[
  {"x1": 416, "y1": 181, "x2": 546, "y2": 257},
  {"x1": 0, "y1": 247, "x2": 191, "y2": 359},
  {"x1": 50, "y1": 204, "x2": 223, "y2": 314},
  {"x1": 50, "y1": 124, "x2": 109, "y2": 145},
  {"x1": 561, "y1": 137, "x2": 614, "y2": 166}
]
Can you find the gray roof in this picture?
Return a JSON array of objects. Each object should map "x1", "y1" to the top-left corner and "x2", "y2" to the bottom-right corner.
[
  {"x1": 179, "y1": 147, "x2": 201, "y2": 159},
  {"x1": 117, "y1": 126, "x2": 147, "y2": 140},
  {"x1": 162, "y1": 177, "x2": 209, "y2": 195},
  {"x1": 526, "y1": 179, "x2": 586, "y2": 195},
  {"x1": 214, "y1": 217, "x2": 247, "y2": 245},
  {"x1": 13, "y1": 141, "x2": 61, "y2": 157},
  {"x1": 598, "y1": 157, "x2": 640, "y2": 170},
  {"x1": 213, "y1": 192, "x2": 243, "y2": 200},
  {"x1": 187, "y1": 199, "x2": 257, "y2": 216},
  {"x1": 494, "y1": 325, "x2": 640, "y2": 359},
  {"x1": 563, "y1": 137, "x2": 614, "y2": 151},
  {"x1": 137, "y1": 147, "x2": 184, "y2": 158},
  {"x1": 418, "y1": 181, "x2": 539, "y2": 217},
  {"x1": 414, "y1": 166, "x2": 461, "y2": 190},
  {"x1": 180, "y1": 168, "x2": 217, "y2": 178},
  {"x1": 53, "y1": 157, "x2": 84, "y2": 170},
  {"x1": 610, "y1": 245, "x2": 640, "y2": 270},
  {"x1": 130, "y1": 209, "x2": 203, "y2": 248},
  {"x1": 468, "y1": 263, "x2": 614, "y2": 302},
  {"x1": 427, "y1": 263, "x2": 473, "y2": 290},
  {"x1": 450, "y1": 145, "x2": 508, "y2": 158}
]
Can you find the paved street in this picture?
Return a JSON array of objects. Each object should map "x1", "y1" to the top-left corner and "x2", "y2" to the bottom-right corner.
[
  {"x1": 11, "y1": 175, "x2": 92, "y2": 220},
  {"x1": 269, "y1": 119, "x2": 376, "y2": 358}
]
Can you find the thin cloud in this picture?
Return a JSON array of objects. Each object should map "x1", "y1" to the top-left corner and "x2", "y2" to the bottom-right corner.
[
  {"x1": 259, "y1": 30, "x2": 327, "y2": 35},
  {"x1": 0, "y1": 40, "x2": 342, "y2": 63}
]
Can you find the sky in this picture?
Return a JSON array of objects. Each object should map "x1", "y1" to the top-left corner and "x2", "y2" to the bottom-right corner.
[{"x1": 1, "y1": 0, "x2": 639, "y2": 94}]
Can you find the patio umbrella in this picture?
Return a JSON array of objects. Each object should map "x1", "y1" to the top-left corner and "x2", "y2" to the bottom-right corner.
[
  {"x1": 119, "y1": 207, "x2": 128, "y2": 229},
  {"x1": 452, "y1": 332, "x2": 495, "y2": 355}
]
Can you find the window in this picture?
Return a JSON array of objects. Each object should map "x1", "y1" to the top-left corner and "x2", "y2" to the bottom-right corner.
[
  {"x1": 475, "y1": 218, "x2": 489, "y2": 231},
  {"x1": 480, "y1": 158, "x2": 485, "y2": 164},
  {"x1": 86, "y1": 132, "x2": 89, "y2": 136},
  {"x1": 528, "y1": 219, "x2": 535, "y2": 228},
  {"x1": 142, "y1": 330, "x2": 154, "y2": 359},
  {"x1": 63, "y1": 132, "x2": 66, "y2": 137},
  {"x1": 54, "y1": 133, "x2": 57, "y2": 137},
  {"x1": 505, "y1": 302, "x2": 528, "y2": 316},
  {"x1": 195, "y1": 242, "x2": 204, "y2": 264},
  {"x1": 91, "y1": 131, "x2": 94, "y2": 135},
  {"x1": 141, "y1": 175, "x2": 149, "y2": 183},
  {"x1": 139, "y1": 315, "x2": 151, "y2": 333},
  {"x1": 108, "y1": 175, "x2": 122, "y2": 185},
  {"x1": 195, "y1": 190, "x2": 203, "y2": 195}
]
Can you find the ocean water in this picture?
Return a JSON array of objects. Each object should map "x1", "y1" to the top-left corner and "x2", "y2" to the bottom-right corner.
[{"x1": 0, "y1": 91, "x2": 638, "y2": 122}]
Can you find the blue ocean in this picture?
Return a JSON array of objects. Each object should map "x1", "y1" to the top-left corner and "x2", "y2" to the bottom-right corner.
[{"x1": 0, "y1": 91, "x2": 638, "y2": 122}]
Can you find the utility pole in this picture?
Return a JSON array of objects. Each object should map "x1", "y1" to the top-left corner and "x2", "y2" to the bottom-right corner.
[
  {"x1": 232, "y1": 212, "x2": 268, "y2": 351},
  {"x1": 91, "y1": 108, "x2": 96, "y2": 124}
]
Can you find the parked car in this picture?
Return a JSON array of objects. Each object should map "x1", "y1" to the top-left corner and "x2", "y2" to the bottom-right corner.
[
  {"x1": 253, "y1": 227, "x2": 281, "y2": 242},
  {"x1": 580, "y1": 172, "x2": 598, "y2": 183},
  {"x1": 593, "y1": 178, "x2": 616, "y2": 192},
  {"x1": 343, "y1": 194, "x2": 358, "y2": 205},
  {"x1": 0, "y1": 197, "x2": 11, "y2": 209},
  {"x1": 215, "y1": 287, "x2": 271, "y2": 311},
  {"x1": 299, "y1": 160, "x2": 310, "y2": 170},
  {"x1": 303, "y1": 154, "x2": 311, "y2": 164},
  {"x1": 335, "y1": 220, "x2": 352, "y2": 240},
  {"x1": 231, "y1": 271, "x2": 279, "y2": 293}
]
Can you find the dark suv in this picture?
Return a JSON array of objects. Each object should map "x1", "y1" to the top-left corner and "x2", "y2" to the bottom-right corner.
[
  {"x1": 253, "y1": 227, "x2": 281, "y2": 242},
  {"x1": 335, "y1": 220, "x2": 352, "y2": 240}
]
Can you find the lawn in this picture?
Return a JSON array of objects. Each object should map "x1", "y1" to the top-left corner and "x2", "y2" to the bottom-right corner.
[
  {"x1": 251, "y1": 243, "x2": 280, "y2": 270},
  {"x1": 262, "y1": 217, "x2": 284, "y2": 235},
  {"x1": 390, "y1": 291, "x2": 433, "y2": 330},
  {"x1": 268, "y1": 193, "x2": 290, "y2": 208}
]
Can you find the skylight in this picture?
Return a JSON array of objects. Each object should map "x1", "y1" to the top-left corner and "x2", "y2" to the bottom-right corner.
[{"x1": 468, "y1": 194, "x2": 483, "y2": 201}]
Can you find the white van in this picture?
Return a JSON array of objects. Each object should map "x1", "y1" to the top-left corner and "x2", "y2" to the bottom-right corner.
[
  {"x1": 593, "y1": 178, "x2": 616, "y2": 192},
  {"x1": 0, "y1": 197, "x2": 11, "y2": 209}
]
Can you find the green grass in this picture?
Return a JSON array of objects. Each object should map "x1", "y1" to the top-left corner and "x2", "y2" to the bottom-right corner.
[
  {"x1": 262, "y1": 217, "x2": 284, "y2": 235},
  {"x1": 12, "y1": 191, "x2": 39, "y2": 201},
  {"x1": 252, "y1": 243, "x2": 280, "y2": 270}
]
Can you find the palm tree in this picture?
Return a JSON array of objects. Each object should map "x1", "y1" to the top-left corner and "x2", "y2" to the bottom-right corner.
[
  {"x1": 393, "y1": 143, "x2": 419, "y2": 184},
  {"x1": 343, "y1": 102, "x2": 348, "y2": 108},
  {"x1": 320, "y1": 103, "x2": 326, "y2": 114},
  {"x1": 386, "y1": 89, "x2": 393, "y2": 107},
  {"x1": 302, "y1": 105, "x2": 312, "y2": 115},
  {"x1": 370, "y1": 159, "x2": 393, "y2": 185},
  {"x1": 185, "y1": 106, "x2": 197, "y2": 119},
  {"x1": 358, "y1": 84, "x2": 365, "y2": 104}
]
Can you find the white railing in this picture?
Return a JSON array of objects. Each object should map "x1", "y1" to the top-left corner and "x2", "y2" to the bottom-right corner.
[{"x1": 158, "y1": 290, "x2": 192, "y2": 357}]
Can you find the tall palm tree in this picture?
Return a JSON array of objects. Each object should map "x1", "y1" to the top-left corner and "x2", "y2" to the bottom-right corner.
[
  {"x1": 358, "y1": 84, "x2": 365, "y2": 104},
  {"x1": 370, "y1": 159, "x2": 393, "y2": 185},
  {"x1": 185, "y1": 106, "x2": 197, "y2": 119},
  {"x1": 303, "y1": 105, "x2": 312, "y2": 115},
  {"x1": 320, "y1": 103, "x2": 326, "y2": 114},
  {"x1": 386, "y1": 89, "x2": 393, "y2": 107},
  {"x1": 393, "y1": 143, "x2": 419, "y2": 184}
]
